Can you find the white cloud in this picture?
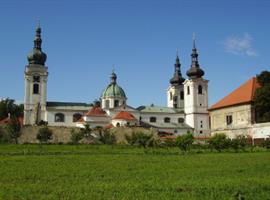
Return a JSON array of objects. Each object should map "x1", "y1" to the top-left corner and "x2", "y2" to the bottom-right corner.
[{"x1": 223, "y1": 33, "x2": 258, "y2": 56}]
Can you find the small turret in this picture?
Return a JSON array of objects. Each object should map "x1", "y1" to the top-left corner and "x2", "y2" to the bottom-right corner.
[
  {"x1": 27, "y1": 24, "x2": 47, "y2": 65},
  {"x1": 186, "y1": 35, "x2": 204, "y2": 79},
  {"x1": 170, "y1": 49, "x2": 185, "y2": 85}
]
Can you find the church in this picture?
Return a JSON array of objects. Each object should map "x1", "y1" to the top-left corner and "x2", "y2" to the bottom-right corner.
[{"x1": 23, "y1": 25, "x2": 210, "y2": 136}]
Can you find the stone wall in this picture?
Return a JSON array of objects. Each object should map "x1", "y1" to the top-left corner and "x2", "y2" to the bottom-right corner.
[
  {"x1": 18, "y1": 126, "x2": 157, "y2": 144},
  {"x1": 19, "y1": 126, "x2": 78, "y2": 144}
]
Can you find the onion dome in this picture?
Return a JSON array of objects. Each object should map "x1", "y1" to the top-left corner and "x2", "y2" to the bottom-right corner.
[
  {"x1": 186, "y1": 37, "x2": 204, "y2": 79},
  {"x1": 102, "y1": 71, "x2": 126, "y2": 98},
  {"x1": 170, "y1": 50, "x2": 185, "y2": 85},
  {"x1": 27, "y1": 25, "x2": 47, "y2": 65}
]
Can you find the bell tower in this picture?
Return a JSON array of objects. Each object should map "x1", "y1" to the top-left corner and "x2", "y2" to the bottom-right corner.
[
  {"x1": 24, "y1": 24, "x2": 48, "y2": 125},
  {"x1": 167, "y1": 49, "x2": 185, "y2": 109},
  {"x1": 184, "y1": 36, "x2": 209, "y2": 135}
]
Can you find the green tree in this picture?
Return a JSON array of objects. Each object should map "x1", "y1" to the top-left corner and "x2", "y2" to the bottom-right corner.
[
  {"x1": 0, "y1": 98, "x2": 23, "y2": 120},
  {"x1": 254, "y1": 71, "x2": 270, "y2": 123},
  {"x1": 208, "y1": 133, "x2": 230, "y2": 152},
  {"x1": 125, "y1": 131, "x2": 155, "y2": 148},
  {"x1": 176, "y1": 133, "x2": 194, "y2": 152},
  {"x1": 70, "y1": 129, "x2": 84, "y2": 145},
  {"x1": 5, "y1": 117, "x2": 21, "y2": 144},
  {"x1": 36, "y1": 126, "x2": 53, "y2": 144},
  {"x1": 98, "y1": 129, "x2": 116, "y2": 145}
]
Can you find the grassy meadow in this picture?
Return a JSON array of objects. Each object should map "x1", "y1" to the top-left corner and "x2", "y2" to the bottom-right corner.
[{"x1": 0, "y1": 145, "x2": 269, "y2": 200}]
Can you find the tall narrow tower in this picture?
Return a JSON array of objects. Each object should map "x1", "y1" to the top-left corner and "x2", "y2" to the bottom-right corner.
[
  {"x1": 24, "y1": 25, "x2": 48, "y2": 125},
  {"x1": 184, "y1": 37, "x2": 209, "y2": 135},
  {"x1": 167, "y1": 50, "x2": 185, "y2": 109}
]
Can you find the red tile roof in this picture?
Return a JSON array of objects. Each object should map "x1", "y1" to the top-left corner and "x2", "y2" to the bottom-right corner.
[
  {"x1": 209, "y1": 77, "x2": 260, "y2": 111},
  {"x1": 0, "y1": 116, "x2": 23, "y2": 126},
  {"x1": 113, "y1": 111, "x2": 136, "y2": 120},
  {"x1": 77, "y1": 118, "x2": 85, "y2": 123},
  {"x1": 105, "y1": 123, "x2": 114, "y2": 129},
  {"x1": 85, "y1": 106, "x2": 107, "y2": 117}
]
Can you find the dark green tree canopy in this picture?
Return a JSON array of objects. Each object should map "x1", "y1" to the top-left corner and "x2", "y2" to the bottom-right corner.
[
  {"x1": 0, "y1": 98, "x2": 23, "y2": 120},
  {"x1": 254, "y1": 70, "x2": 270, "y2": 123}
]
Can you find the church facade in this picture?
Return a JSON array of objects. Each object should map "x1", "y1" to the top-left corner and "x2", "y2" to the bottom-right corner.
[{"x1": 23, "y1": 25, "x2": 210, "y2": 136}]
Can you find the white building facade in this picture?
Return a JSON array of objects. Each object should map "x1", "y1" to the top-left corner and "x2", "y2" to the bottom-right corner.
[{"x1": 23, "y1": 26, "x2": 210, "y2": 136}]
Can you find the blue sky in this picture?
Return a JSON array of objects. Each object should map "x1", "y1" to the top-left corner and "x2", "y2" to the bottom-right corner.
[{"x1": 0, "y1": 0, "x2": 269, "y2": 107}]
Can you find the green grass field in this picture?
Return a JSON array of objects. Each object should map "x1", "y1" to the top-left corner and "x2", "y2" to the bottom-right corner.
[{"x1": 0, "y1": 145, "x2": 269, "y2": 200}]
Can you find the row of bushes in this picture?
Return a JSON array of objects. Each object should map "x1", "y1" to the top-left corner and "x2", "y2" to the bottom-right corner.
[{"x1": 1, "y1": 123, "x2": 270, "y2": 152}]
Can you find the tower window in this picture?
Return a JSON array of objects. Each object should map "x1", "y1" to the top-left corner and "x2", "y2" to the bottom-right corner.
[
  {"x1": 170, "y1": 92, "x2": 172, "y2": 100},
  {"x1": 150, "y1": 117, "x2": 156, "y2": 123},
  {"x1": 105, "y1": 100, "x2": 110, "y2": 108},
  {"x1": 198, "y1": 85, "x2": 203, "y2": 94},
  {"x1": 114, "y1": 100, "x2": 119, "y2": 107},
  {"x1": 164, "y1": 117, "x2": 170, "y2": 123},
  {"x1": 73, "y1": 113, "x2": 82, "y2": 122},
  {"x1": 187, "y1": 86, "x2": 190, "y2": 95},
  {"x1": 55, "y1": 113, "x2": 65, "y2": 122},
  {"x1": 33, "y1": 83, "x2": 39, "y2": 94},
  {"x1": 173, "y1": 96, "x2": 178, "y2": 108},
  {"x1": 180, "y1": 91, "x2": 184, "y2": 100}
]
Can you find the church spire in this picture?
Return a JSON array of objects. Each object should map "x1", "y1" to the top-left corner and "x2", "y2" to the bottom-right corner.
[
  {"x1": 27, "y1": 23, "x2": 47, "y2": 65},
  {"x1": 170, "y1": 49, "x2": 185, "y2": 85},
  {"x1": 186, "y1": 34, "x2": 204, "y2": 79},
  {"x1": 110, "y1": 70, "x2": 117, "y2": 84}
]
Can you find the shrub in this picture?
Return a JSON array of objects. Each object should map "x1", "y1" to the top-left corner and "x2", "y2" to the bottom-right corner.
[
  {"x1": 98, "y1": 129, "x2": 116, "y2": 145},
  {"x1": 0, "y1": 127, "x2": 10, "y2": 143},
  {"x1": 230, "y1": 135, "x2": 248, "y2": 152},
  {"x1": 125, "y1": 131, "x2": 156, "y2": 148},
  {"x1": 5, "y1": 118, "x2": 21, "y2": 144},
  {"x1": 70, "y1": 129, "x2": 84, "y2": 145},
  {"x1": 262, "y1": 140, "x2": 270, "y2": 149},
  {"x1": 80, "y1": 124, "x2": 92, "y2": 138},
  {"x1": 36, "y1": 126, "x2": 53, "y2": 144},
  {"x1": 208, "y1": 133, "x2": 230, "y2": 152},
  {"x1": 176, "y1": 133, "x2": 194, "y2": 152}
]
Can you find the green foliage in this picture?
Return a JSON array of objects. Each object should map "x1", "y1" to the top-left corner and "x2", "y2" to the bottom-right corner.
[
  {"x1": 0, "y1": 127, "x2": 10, "y2": 143},
  {"x1": 162, "y1": 137, "x2": 177, "y2": 147},
  {"x1": 98, "y1": 129, "x2": 116, "y2": 145},
  {"x1": 0, "y1": 98, "x2": 23, "y2": 120},
  {"x1": 176, "y1": 133, "x2": 194, "y2": 152},
  {"x1": 230, "y1": 135, "x2": 248, "y2": 152},
  {"x1": 5, "y1": 118, "x2": 21, "y2": 144},
  {"x1": 262, "y1": 140, "x2": 270, "y2": 149},
  {"x1": 70, "y1": 129, "x2": 83, "y2": 145},
  {"x1": 208, "y1": 133, "x2": 231, "y2": 152},
  {"x1": 80, "y1": 124, "x2": 92, "y2": 138},
  {"x1": 36, "y1": 126, "x2": 53, "y2": 143},
  {"x1": 254, "y1": 70, "x2": 270, "y2": 123},
  {"x1": 125, "y1": 131, "x2": 156, "y2": 148}
]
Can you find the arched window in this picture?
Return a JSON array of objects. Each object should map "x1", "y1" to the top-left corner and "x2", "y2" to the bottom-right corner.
[
  {"x1": 170, "y1": 92, "x2": 173, "y2": 100},
  {"x1": 198, "y1": 85, "x2": 203, "y2": 94},
  {"x1": 33, "y1": 83, "x2": 39, "y2": 94},
  {"x1": 73, "y1": 113, "x2": 82, "y2": 122},
  {"x1": 187, "y1": 86, "x2": 190, "y2": 95},
  {"x1": 178, "y1": 118, "x2": 184, "y2": 123},
  {"x1": 180, "y1": 91, "x2": 184, "y2": 100},
  {"x1": 164, "y1": 117, "x2": 170, "y2": 123},
  {"x1": 55, "y1": 113, "x2": 65, "y2": 122},
  {"x1": 150, "y1": 117, "x2": 156, "y2": 123},
  {"x1": 114, "y1": 100, "x2": 119, "y2": 107}
]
